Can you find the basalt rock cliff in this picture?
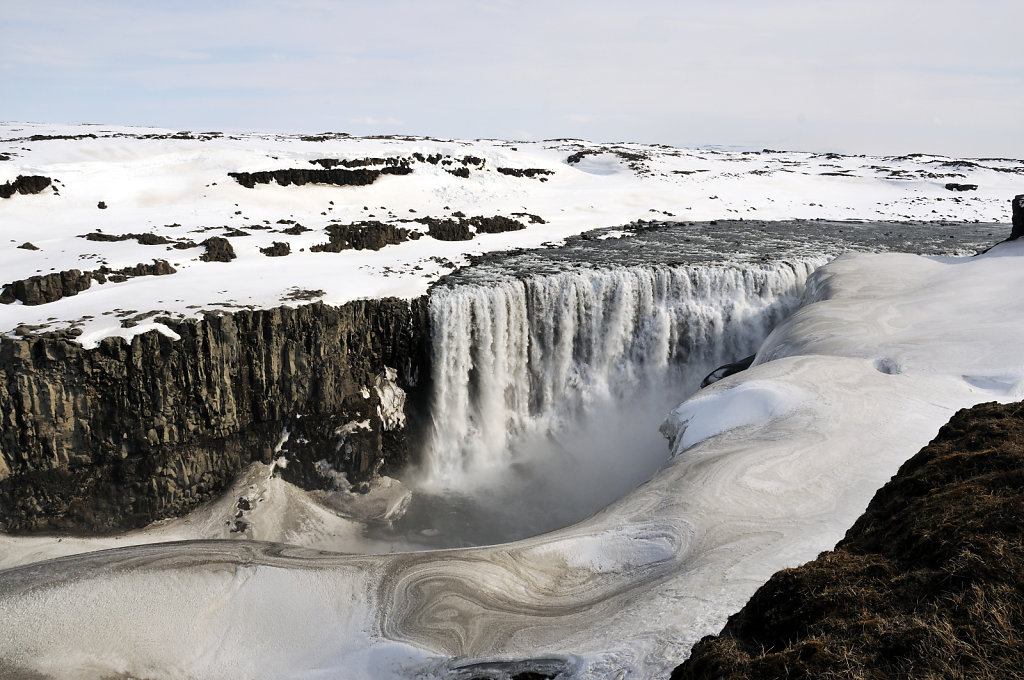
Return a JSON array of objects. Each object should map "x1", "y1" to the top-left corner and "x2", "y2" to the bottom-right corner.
[
  {"x1": 0, "y1": 298, "x2": 429, "y2": 533},
  {"x1": 671, "y1": 400, "x2": 1024, "y2": 679}
]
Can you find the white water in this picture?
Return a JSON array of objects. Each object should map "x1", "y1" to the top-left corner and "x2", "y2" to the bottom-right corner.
[{"x1": 421, "y1": 259, "x2": 826, "y2": 496}]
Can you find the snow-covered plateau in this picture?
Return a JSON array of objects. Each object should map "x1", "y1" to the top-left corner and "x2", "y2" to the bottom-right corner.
[
  {"x1": 0, "y1": 122, "x2": 1018, "y2": 343},
  {"x1": 1, "y1": 123, "x2": 1023, "y2": 679}
]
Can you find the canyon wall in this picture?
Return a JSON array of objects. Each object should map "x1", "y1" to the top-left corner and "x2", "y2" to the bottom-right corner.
[{"x1": 0, "y1": 299, "x2": 429, "y2": 533}]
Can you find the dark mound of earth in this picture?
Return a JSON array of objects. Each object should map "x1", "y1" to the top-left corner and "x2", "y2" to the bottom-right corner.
[{"x1": 672, "y1": 400, "x2": 1024, "y2": 679}]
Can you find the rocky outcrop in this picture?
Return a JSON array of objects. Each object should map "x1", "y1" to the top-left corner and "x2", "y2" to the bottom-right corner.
[
  {"x1": 0, "y1": 298, "x2": 430, "y2": 533},
  {"x1": 0, "y1": 175, "x2": 52, "y2": 199},
  {"x1": 497, "y1": 167, "x2": 554, "y2": 180},
  {"x1": 419, "y1": 215, "x2": 527, "y2": 241},
  {"x1": 672, "y1": 400, "x2": 1024, "y2": 680},
  {"x1": 1012, "y1": 194, "x2": 1024, "y2": 240},
  {"x1": 227, "y1": 166, "x2": 412, "y2": 189},
  {"x1": 82, "y1": 231, "x2": 199, "y2": 249},
  {"x1": 200, "y1": 236, "x2": 236, "y2": 262},
  {"x1": 260, "y1": 241, "x2": 291, "y2": 257},
  {"x1": 470, "y1": 215, "x2": 529, "y2": 234},
  {"x1": 310, "y1": 157, "x2": 411, "y2": 169},
  {"x1": 0, "y1": 270, "x2": 93, "y2": 306},
  {"x1": 426, "y1": 219, "x2": 473, "y2": 241},
  {"x1": 93, "y1": 260, "x2": 176, "y2": 284},
  {"x1": 1, "y1": 261, "x2": 176, "y2": 306},
  {"x1": 310, "y1": 222, "x2": 420, "y2": 252},
  {"x1": 944, "y1": 182, "x2": 978, "y2": 192}
]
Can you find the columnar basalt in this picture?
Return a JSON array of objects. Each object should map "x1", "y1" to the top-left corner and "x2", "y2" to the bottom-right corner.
[{"x1": 0, "y1": 299, "x2": 429, "y2": 533}]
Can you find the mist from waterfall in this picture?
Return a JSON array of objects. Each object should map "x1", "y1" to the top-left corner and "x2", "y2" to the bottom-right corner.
[{"x1": 395, "y1": 259, "x2": 826, "y2": 546}]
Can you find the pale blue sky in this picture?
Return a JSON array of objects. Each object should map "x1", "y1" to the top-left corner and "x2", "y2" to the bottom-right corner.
[{"x1": 3, "y1": 0, "x2": 1022, "y2": 157}]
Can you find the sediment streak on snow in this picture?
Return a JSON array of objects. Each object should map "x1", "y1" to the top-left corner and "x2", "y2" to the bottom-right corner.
[{"x1": 423, "y1": 259, "x2": 825, "y2": 485}]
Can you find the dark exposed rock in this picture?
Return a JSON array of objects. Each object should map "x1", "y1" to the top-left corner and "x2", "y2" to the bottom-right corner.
[
  {"x1": 200, "y1": 237, "x2": 236, "y2": 262},
  {"x1": 497, "y1": 167, "x2": 555, "y2": 179},
  {"x1": 82, "y1": 231, "x2": 174, "y2": 246},
  {"x1": 471, "y1": 216, "x2": 528, "y2": 234},
  {"x1": 299, "y1": 133, "x2": 350, "y2": 142},
  {"x1": 565, "y1": 147, "x2": 650, "y2": 172},
  {"x1": 0, "y1": 298, "x2": 430, "y2": 533},
  {"x1": 672, "y1": 400, "x2": 1024, "y2": 680},
  {"x1": 310, "y1": 222, "x2": 419, "y2": 252},
  {"x1": 413, "y1": 152, "x2": 443, "y2": 164},
  {"x1": 0, "y1": 154, "x2": 11, "y2": 161},
  {"x1": 944, "y1": 182, "x2": 978, "y2": 192},
  {"x1": 282, "y1": 288, "x2": 325, "y2": 301},
  {"x1": 0, "y1": 261, "x2": 177, "y2": 305},
  {"x1": 0, "y1": 270, "x2": 93, "y2": 305},
  {"x1": 227, "y1": 166, "x2": 412, "y2": 189},
  {"x1": 260, "y1": 241, "x2": 291, "y2": 257},
  {"x1": 511, "y1": 212, "x2": 548, "y2": 225},
  {"x1": 97, "y1": 201, "x2": 107, "y2": 209},
  {"x1": 700, "y1": 354, "x2": 756, "y2": 388},
  {"x1": 424, "y1": 219, "x2": 473, "y2": 241},
  {"x1": 27, "y1": 134, "x2": 98, "y2": 142},
  {"x1": 418, "y1": 215, "x2": 528, "y2": 241},
  {"x1": 94, "y1": 260, "x2": 176, "y2": 284},
  {"x1": 0, "y1": 175, "x2": 52, "y2": 199},
  {"x1": 446, "y1": 166, "x2": 471, "y2": 178},
  {"x1": 310, "y1": 157, "x2": 411, "y2": 170},
  {"x1": 280, "y1": 224, "x2": 309, "y2": 235},
  {"x1": 1011, "y1": 194, "x2": 1024, "y2": 240},
  {"x1": 81, "y1": 230, "x2": 197, "y2": 249},
  {"x1": 17, "y1": 242, "x2": 39, "y2": 251}
]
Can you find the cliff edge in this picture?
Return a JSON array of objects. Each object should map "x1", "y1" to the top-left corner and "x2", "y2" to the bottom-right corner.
[
  {"x1": 672, "y1": 400, "x2": 1024, "y2": 679},
  {"x1": 0, "y1": 299, "x2": 429, "y2": 533}
]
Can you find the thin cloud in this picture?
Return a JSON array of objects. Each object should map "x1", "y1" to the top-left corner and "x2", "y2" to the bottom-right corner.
[
  {"x1": 349, "y1": 116, "x2": 405, "y2": 127},
  {"x1": 2, "y1": 0, "x2": 1022, "y2": 157}
]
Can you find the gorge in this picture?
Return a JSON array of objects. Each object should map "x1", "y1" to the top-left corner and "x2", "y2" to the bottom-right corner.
[{"x1": 1, "y1": 124, "x2": 1022, "y2": 679}]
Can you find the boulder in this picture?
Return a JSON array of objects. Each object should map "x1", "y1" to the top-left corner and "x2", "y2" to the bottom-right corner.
[{"x1": 1012, "y1": 194, "x2": 1024, "y2": 240}]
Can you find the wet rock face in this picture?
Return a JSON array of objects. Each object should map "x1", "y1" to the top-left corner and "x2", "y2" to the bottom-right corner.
[
  {"x1": 672, "y1": 400, "x2": 1024, "y2": 680},
  {"x1": 0, "y1": 298, "x2": 430, "y2": 533},
  {"x1": 0, "y1": 175, "x2": 52, "y2": 199}
]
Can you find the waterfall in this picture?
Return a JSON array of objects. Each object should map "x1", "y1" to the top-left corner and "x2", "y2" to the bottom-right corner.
[{"x1": 422, "y1": 258, "x2": 827, "y2": 488}]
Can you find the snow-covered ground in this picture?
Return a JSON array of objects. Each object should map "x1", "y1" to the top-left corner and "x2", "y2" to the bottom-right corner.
[
  {"x1": 3, "y1": 208, "x2": 1024, "y2": 676},
  {"x1": 2, "y1": 124, "x2": 1024, "y2": 679},
  {"x1": 1, "y1": 122, "x2": 1020, "y2": 345}
]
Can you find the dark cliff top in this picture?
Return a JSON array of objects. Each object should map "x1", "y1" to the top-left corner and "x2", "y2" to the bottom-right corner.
[{"x1": 672, "y1": 400, "x2": 1024, "y2": 680}]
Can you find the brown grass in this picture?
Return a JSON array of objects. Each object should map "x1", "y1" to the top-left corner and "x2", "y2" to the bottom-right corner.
[{"x1": 671, "y1": 401, "x2": 1024, "y2": 680}]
